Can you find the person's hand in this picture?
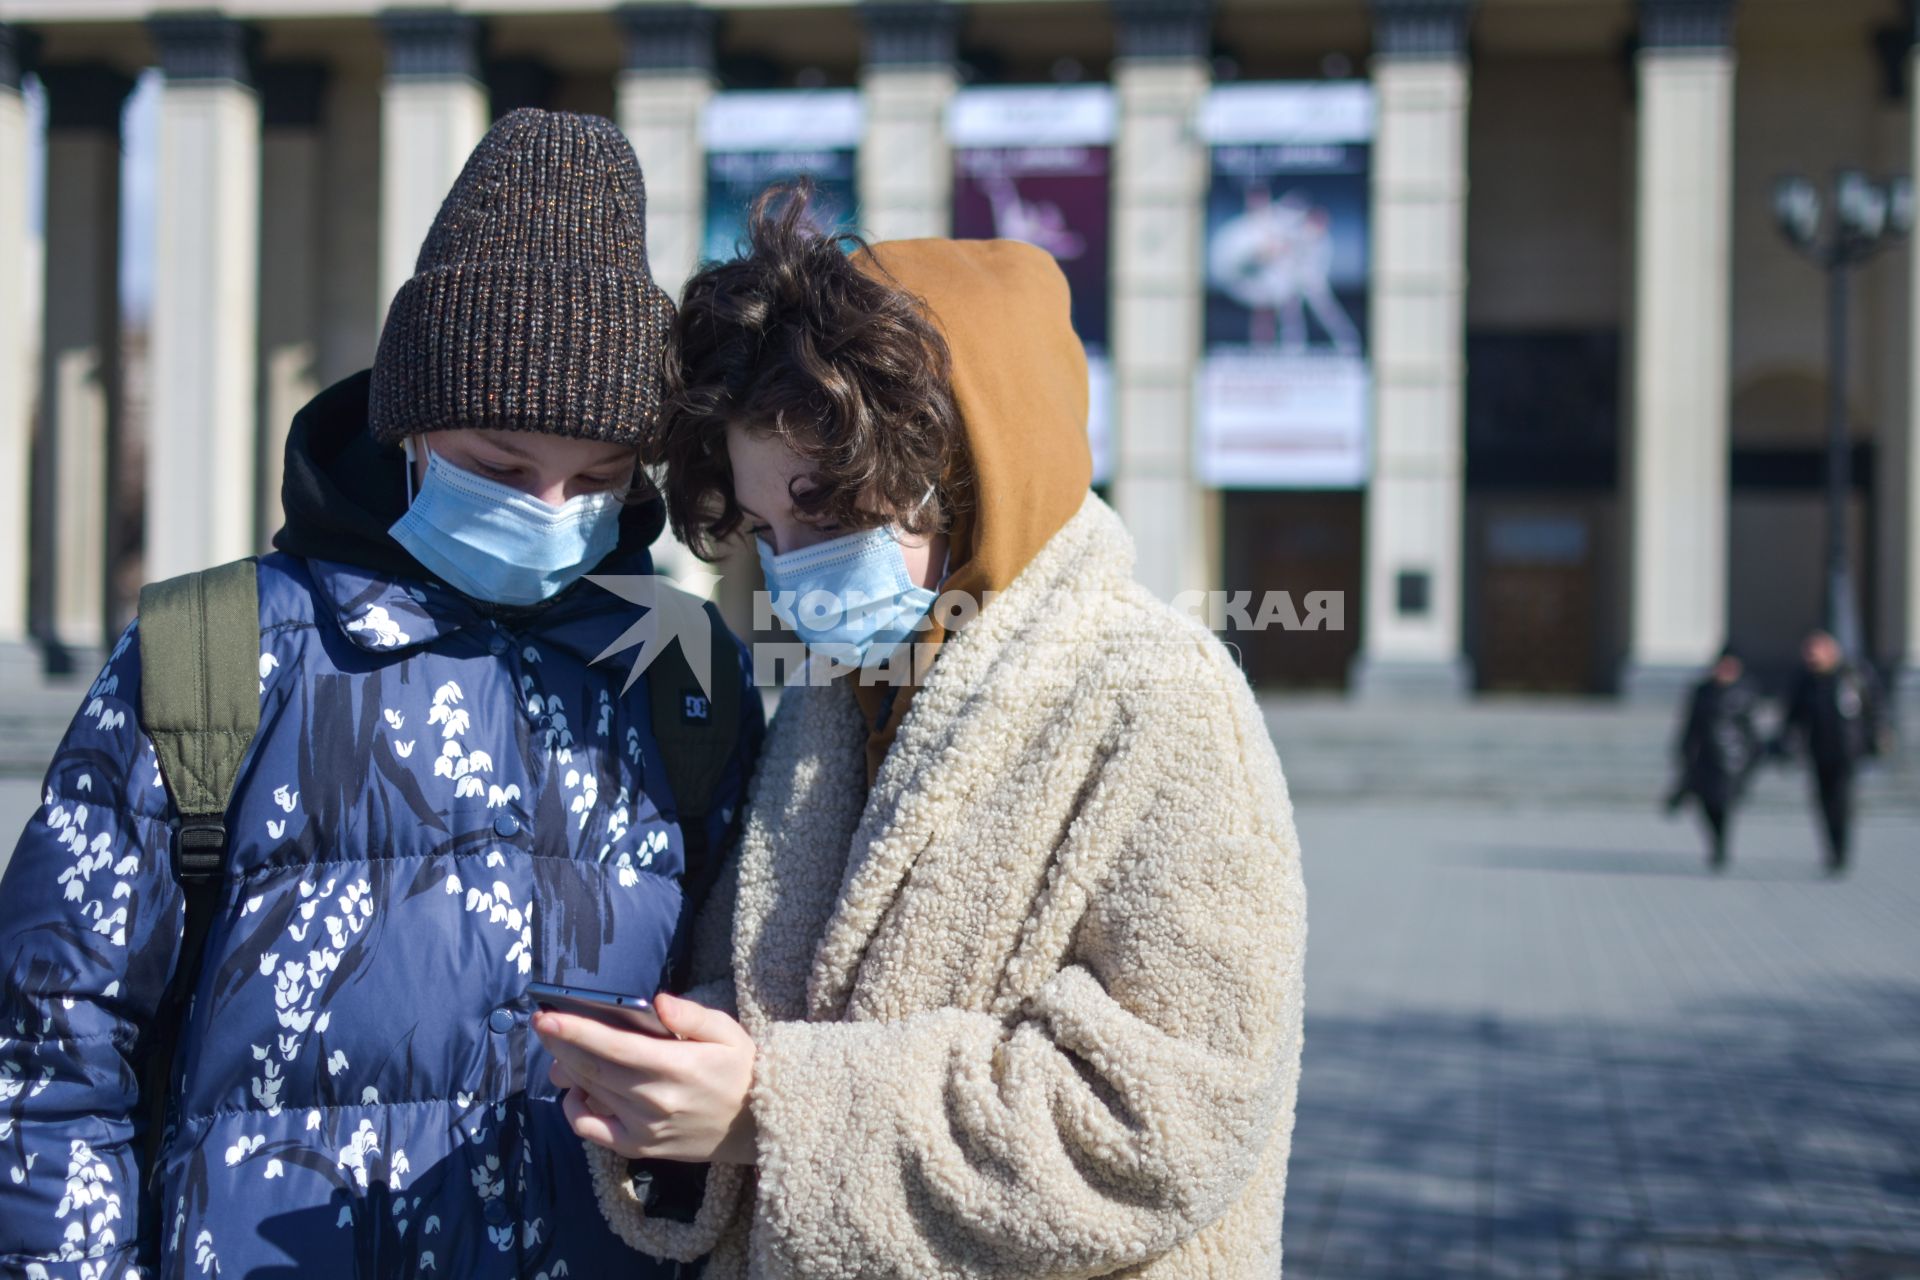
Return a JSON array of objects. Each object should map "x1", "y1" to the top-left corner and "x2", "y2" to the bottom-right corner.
[{"x1": 533, "y1": 992, "x2": 758, "y2": 1164}]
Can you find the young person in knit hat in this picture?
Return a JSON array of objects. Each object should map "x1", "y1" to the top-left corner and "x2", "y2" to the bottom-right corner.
[{"x1": 0, "y1": 109, "x2": 759, "y2": 1277}]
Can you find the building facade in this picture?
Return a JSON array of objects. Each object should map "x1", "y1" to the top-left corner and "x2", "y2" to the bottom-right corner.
[{"x1": 0, "y1": 0, "x2": 1916, "y2": 707}]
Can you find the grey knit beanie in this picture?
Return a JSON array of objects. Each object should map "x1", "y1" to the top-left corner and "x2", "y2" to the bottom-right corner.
[{"x1": 368, "y1": 108, "x2": 675, "y2": 445}]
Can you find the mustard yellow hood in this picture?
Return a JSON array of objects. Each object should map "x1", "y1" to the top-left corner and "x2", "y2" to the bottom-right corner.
[
  {"x1": 845, "y1": 238, "x2": 1094, "y2": 779},
  {"x1": 854, "y1": 237, "x2": 1094, "y2": 602}
]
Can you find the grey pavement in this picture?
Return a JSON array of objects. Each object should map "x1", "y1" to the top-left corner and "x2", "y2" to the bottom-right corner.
[{"x1": 1288, "y1": 800, "x2": 1920, "y2": 1280}]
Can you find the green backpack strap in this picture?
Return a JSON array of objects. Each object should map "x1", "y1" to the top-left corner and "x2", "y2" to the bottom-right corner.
[
  {"x1": 135, "y1": 557, "x2": 261, "y2": 1184},
  {"x1": 140, "y1": 559, "x2": 262, "y2": 852}
]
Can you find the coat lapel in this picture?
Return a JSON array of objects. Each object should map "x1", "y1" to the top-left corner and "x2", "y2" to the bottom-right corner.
[
  {"x1": 803, "y1": 494, "x2": 1117, "y2": 1021},
  {"x1": 729, "y1": 678, "x2": 869, "y2": 1032}
]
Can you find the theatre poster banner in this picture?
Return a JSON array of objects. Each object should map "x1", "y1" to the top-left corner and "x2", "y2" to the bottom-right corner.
[
  {"x1": 703, "y1": 90, "x2": 863, "y2": 264},
  {"x1": 1198, "y1": 82, "x2": 1375, "y2": 489},
  {"x1": 949, "y1": 84, "x2": 1115, "y2": 484}
]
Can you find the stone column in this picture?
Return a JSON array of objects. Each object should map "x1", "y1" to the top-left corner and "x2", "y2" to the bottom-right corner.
[
  {"x1": 1352, "y1": 0, "x2": 1475, "y2": 699},
  {"x1": 858, "y1": 1, "x2": 960, "y2": 242},
  {"x1": 616, "y1": 4, "x2": 715, "y2": 299},
  {"x1": 1621, "y1": 0, "x2": 1737, "y2": 699},
  {"x1": 0, "y1": 25, "x2": 35, "y2": 671},
  {"x1": 1902, "y1": 23, "x2": 1920, "y2": 732},
  {"x1": 37, "y1": 65, "x2": 131, "y2": 666},
  {"x1": 378, "y1": 10, "x2": 487, "y2": 319},
  {"x1": 147, "y1": 16, "x2": 262, "y2": 583},
  {"x1": 615, "y1": 4, "x2": 745, "y2": 617},
  {"x1": 258, "y1": 63, "x2": 328, "y2": 548},
  {"x1": 1110, "y1": 0, "x2": 1213, "y2": 603}
]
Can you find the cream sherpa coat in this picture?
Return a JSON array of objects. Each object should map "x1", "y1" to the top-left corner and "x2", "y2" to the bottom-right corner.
[{"x1": 589, "y1": 494, "x2": 1306, "y2": 1277}]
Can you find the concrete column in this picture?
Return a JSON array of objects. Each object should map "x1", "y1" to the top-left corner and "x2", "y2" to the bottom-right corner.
[
  {"x1": 147, "y1": 16, "x2": 262, "y2": 582},
  {"x1": 1352, "y1": 0, "x2": 1475, "y2": 699},
  {"x1": 1621, "y1": 0, "x2": 1737, "y2": 699},
  {"x1": 37, "y1": 66, "x2": 131, "y2": 667},
  {"x1": 616, "y1": 4, "x2": 715, "y2": 299},
  {"x1": 378, "y1": 10, "x2": 487, "y2": 319},
  {"x1": 1902, "y1": 29, "x2": 1920, "y2": 730},
  {"x1": 858, "y1": 1, "x2": 959, "y2": 242},
  {"x1": 258, "y1": 63, "x2": 328, "y2": 548},
  {"x1": 0, "y1": 25, "x2": 35, "y2": 671},
  {"x1": 1110, "y1": 0, "x2": 1212, "y2": 603},
  {"x1": 613, "y1": 4, "x2": 748, "y2": 619}
]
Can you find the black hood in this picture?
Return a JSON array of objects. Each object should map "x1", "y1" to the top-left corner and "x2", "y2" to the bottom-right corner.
[{"x1": 272, "y1": 370, "x2": 667, "y2": 584}]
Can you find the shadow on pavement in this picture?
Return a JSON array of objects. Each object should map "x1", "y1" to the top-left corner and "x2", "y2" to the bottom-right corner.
[{"x1": 1284, "y1": 985, "x2": 1920, "y2": 1279}]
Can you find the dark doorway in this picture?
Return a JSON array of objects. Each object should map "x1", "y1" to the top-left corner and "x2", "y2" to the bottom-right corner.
[
  {"x1": 1221, "y1": 491, "x2": 1363, "y2": 689},
  {"x1": 1465, "y1": 329, "x2": 1621, "y2": 693}
]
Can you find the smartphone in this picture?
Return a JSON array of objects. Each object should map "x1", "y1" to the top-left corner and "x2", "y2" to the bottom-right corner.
[{"x1": 525, "y1": 981, "x2": 675, "y2": 1039}]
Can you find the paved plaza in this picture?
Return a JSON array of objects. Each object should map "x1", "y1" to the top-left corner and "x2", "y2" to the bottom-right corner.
[
  {"x1": 1287, "y1": 800, "x2": 1920, "y2": 1280},
  {"x1": 2, "y1": 684, "x2": 1916, "y2": 1277}
]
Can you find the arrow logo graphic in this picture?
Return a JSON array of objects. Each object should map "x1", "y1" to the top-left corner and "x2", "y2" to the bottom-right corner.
[{"x1": 585, "y1": 571, "x2": 721, "y2": 697}]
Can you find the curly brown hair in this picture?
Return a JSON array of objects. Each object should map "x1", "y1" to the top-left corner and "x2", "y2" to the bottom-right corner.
[{"x1": 647, "y1": 181, "x2": 969, "y2": 559}]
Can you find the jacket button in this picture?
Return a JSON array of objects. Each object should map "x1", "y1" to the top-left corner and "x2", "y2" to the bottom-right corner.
[
  {"x1": 488, "y1": 632, "x2": 509, "y2": 657},
  {"x1": 487, "y1": 1006, "x2": 516, "y2": 1034},
  {"x1": 483, "y1": 1198, "x2": 510, "y2": 1227},
  {"x1": 493, "y1": 813, "x2": 520, "y2": 838}
]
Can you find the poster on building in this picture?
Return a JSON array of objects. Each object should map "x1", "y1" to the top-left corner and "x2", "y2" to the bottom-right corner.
[
  {"x1": 1198, "y1": 82, "x2": 1374, "y2": 488},
  {"x1": 949, "y1": 85, "x2": 1114, "y2": 484},
  {"x1": 703, "y1": 90, "x2": 863, "y2": 264}
]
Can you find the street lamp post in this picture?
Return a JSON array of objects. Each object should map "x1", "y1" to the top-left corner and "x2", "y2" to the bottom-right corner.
[{"x1": 1772, "y1": 170, "x2": 1915, "y2": 664}]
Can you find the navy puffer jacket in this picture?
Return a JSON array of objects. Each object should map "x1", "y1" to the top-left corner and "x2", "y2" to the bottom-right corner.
[{"x1": 0, "y1": 374, "x2": 763, "y2": 1278}]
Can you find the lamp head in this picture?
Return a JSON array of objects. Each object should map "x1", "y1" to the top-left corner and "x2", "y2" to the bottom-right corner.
[
  {"x1": 1835, "y1": 169, "x2": 1888, "y2": 243},
  {"x1": 1772, "y1": 174, "x2": 1821, "y2": 251},
  {"x1": 1889, "y1": 175, "x2": 1915, "y2": 239}
]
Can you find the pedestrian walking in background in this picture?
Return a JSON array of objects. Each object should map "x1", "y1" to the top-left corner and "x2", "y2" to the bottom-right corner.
[
  {"x1": 1665, "y1": 646, "x2": 1762, "y2": 871},
  {"x1": 1775, "y1": 629, "x2": 1882, "y2": 876},
  {"x1": 0, "y1": 109, "x2": 760, "y2": 1276}
]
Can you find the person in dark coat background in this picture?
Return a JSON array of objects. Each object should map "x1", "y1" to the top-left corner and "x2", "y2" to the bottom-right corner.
[
  {"x1": 0, "y1": 110, "x2": 762, "y2": 1278},
  {"x1": 1666, "y1": 646, "x2": 1762, "y2": 870},
  {"x1": 1775, "y1": 629, "x2": 1881, "y2": 876}
]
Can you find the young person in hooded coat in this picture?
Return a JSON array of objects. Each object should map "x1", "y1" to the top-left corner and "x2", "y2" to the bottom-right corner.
[
  {"x1": 0, "y1": 110, "x2": 760, "y2": 1278},
  {"x1": 532, "y1": 190, "x2": 1309, "y2": 1278}
]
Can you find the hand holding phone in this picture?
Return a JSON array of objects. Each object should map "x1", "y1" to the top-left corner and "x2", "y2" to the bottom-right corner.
[
  {"x1": 524, "y1": 981, "x2": 675, "y2": 1039},
  {"x1": 532, "y1": 987, "x2": 760, "y2": 1164}
]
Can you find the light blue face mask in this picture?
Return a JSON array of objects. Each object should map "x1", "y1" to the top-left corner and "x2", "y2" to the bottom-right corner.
[
  {"x1": 389, "y1": 441, "x2": 624, "y2": 607},
  {"x1": 757, "y1": 526, "x2": 938, "y2": 668}
]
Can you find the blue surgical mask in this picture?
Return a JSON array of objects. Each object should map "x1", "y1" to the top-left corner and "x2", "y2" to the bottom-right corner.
[
  {"x1": 757, "y1": 527, "x2": 938, "y2": 668},
  {"x1": 389, "y1": 442, "x2": 624, "y2": 607}
]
